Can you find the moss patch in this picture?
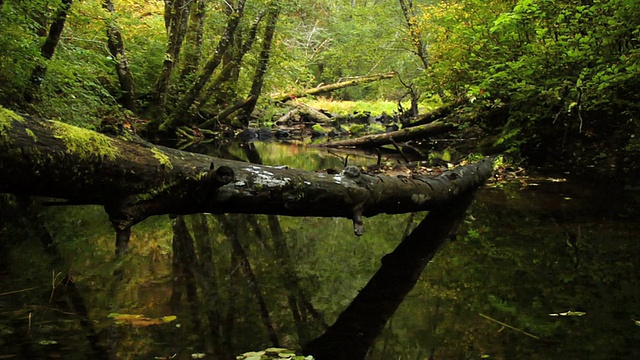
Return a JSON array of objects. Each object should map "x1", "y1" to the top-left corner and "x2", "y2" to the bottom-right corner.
[
  {"x1": 150, "y1": 147, "x2": 173, "y2": 169},
  {"x1": 0, "y1": 106, "x2": 25, "y2": 143},
  {"x1": 25, "y1": 128, "x2": 37, "y2": 142},
  {"x1": 51, "y1": 121, "x2": 120, "y2": 161}
]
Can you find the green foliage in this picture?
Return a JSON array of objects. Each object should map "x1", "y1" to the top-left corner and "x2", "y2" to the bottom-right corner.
[
  {"x1": 0, "y1": 1, "x2": 49, "y2": 103},
  {"x1": 419, "y1": 0, "x2": 640, "y2": 156}
]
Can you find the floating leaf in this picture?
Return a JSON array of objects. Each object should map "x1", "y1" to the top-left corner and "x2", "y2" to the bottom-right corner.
[
  {"x1": 162, "y1": 315, "x2": 177, "y2": 323},
  {"x1": 549, "y1": 310, "x2": 586, "y2": 317},
  {"x1": 111, "y1": 313, "x2": 177, "y2": 327},
  {"x1": 38, "y1": 340, "x2": 58, "y2": 345}
]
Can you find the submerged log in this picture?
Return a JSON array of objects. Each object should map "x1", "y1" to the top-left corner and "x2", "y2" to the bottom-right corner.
[
  {"x1": 321, "y1": 120, "x2": 455, "y2": 148},
  {"x1": 0, "y1": 107, "x2": 492, "y2": 237}
]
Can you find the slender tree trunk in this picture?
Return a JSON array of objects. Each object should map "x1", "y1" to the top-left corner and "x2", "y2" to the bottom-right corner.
[
  {"x1": 218, "y1": 214, "x2": 280, "y2": 347},
  {"x1": 102, "y1": 0, "x2": 136, "y2": 111},
  {"x1": 153, "y1": 0, "x2": 191, "y2": 120},
  {"x1": 169, "y1": 215, "x2": 198, "y2": 308},
  {"x1": 189, "y1": 214, "x2": 230, "y2": 358},
  {"x1": 194, "y1": 14, "x2": 263, "y2": 119},
  {"x1": 179, "y1": 0, "x2": 206, "y2": 82},
  {"x1": 241, "y1": 2, "x2": 280, "y2": 122},
  {"x1": 162, "y1": 0, "x2": 247, "y2": 132},
  {"x1": 398, "y1": 0, "x2": 428, "y2": 70},
  {"x1": 23, "y1": 0, "x2": 73, "y2": 103}
]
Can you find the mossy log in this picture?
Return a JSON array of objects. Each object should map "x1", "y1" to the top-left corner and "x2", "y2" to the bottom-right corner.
[
  {"x1": 321, "y1": 120, "x2": 455, "y2": 148},
  {"x1": 272, "y1": 72, "x2": 397, "y2": 103},
  {"x1": 0, "y1": 107, "x2": 492, "y2": 247},
  {"x1": 276, "y1": 104, "x2": 332, "y2": 125}
]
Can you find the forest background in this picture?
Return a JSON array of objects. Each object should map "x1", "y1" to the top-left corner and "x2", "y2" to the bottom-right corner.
[{"x1": 0, "y1": 0, "x2": 639, "y2": 167}]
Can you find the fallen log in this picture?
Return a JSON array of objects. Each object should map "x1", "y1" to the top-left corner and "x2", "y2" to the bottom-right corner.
[
  {"x1": 321, "y1": 120, "x2": 455, "y2": 148},
  {"x1": 0, "y1": 107, "x2": 492, "y2": 252},
  {"x1": 404, "y1": 99, "x2": 466, "y2": 128},
  {"x1": 272, "y1": 72, "x2": 397, "y2": 102},
  {"x1": 275, "y1": 103, "x2": 332, "y2": 125}
]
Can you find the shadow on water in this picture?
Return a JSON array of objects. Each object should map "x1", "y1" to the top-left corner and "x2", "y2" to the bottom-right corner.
[{"x1": 1, "y1": 141, "x2": 639, "y2": 359}]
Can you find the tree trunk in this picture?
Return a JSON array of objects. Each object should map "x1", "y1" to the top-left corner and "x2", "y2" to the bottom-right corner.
[
  {"x1": 0, "y1": 107, "x2": 492, "y2": 238},
  {"x1": 241, "y1": 2, "x2": 280, "y2": 121},
  {"x1": 193, "y1": 14, "x2": 263, "y2": 121},
  {"x1": 179, "y1": 0, "x2": 206, "y2": 82},
  {"x1": 153, "y1": 0, "x2": 191, "y2": 120},
  {"x1": 398, "y1": 0, "x2": 428, "y2": 70},
  {"x1": 218, "y1": 214, "x2": 280, "y2": 347},
  {"x1": 163, "y1": 0, "x2": 247, "y2": 132},
  {"x1": 273, "y1": 72, "x2": 397, "y2": 103},
  {"x1": 23, "y1": 0, "x2": 73, "y2": 103},
  {"x1": 321, "y1": 120, "x2": 455, "y2": 148},
  {"x1": 102, "y1": 0, "x2": 136, "y2": 111}
]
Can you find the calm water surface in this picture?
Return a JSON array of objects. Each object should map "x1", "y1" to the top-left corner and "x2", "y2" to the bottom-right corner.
[{"x1": 1, "y1": 142, "x2": 638, "y2": 359}]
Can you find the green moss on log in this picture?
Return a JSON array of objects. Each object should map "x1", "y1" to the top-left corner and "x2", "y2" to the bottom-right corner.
[
  {"x1": 150, "y1": 147, "x2": 173, "y2": 169},
  {"x1": 0, "y1": 106, "x2": 25, "y2": 143},
  {"x1": 25, "y1": 128, "x2": 37, "y2": 142},
  {"x1": 50, "y1": 121, "x2": 120, "y2": 161}
]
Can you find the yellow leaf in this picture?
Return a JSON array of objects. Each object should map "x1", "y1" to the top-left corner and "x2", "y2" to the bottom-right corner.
[{"x1": 162, "y1": 315, "x2": 177, "y2": 323}]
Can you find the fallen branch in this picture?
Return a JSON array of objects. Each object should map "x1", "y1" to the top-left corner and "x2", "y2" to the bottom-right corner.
[
  {"x1": 320, "y1": 120, "x2": 455, "y2": 148},
  {"x1": 272, "y1": 72, "x2": 397, "y2": 102},
  {"x1": 478, "y1": 313, "x2": 541, "y2": 340}
]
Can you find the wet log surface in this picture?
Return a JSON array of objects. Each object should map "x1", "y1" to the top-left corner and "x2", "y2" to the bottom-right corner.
[{"x1": 0, "y1": 107, "x2": 493, "y2": 235}]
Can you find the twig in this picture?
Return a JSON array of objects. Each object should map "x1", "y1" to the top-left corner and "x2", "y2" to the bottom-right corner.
[
  {"x1": 0, "y1": 286, "x2": 39, "y2": 296},
  {"x1": 389, "y1": 137, "x2": 410, "y2": 163},
  {"x1": 479, "y1": 313, "x2": 541, "y2": 340}
]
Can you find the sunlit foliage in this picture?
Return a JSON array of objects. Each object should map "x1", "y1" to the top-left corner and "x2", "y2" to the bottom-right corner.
[{"x1": 417, "y1": 0, "x2": 640, "y2": 155}]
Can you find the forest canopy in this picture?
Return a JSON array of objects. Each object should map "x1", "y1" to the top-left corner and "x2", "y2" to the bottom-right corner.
[{"x1": 0, "y1": 0, "x2": 638, "y2": 163}]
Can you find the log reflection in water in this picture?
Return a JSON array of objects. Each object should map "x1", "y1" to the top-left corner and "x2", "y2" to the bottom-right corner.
[{"x1": 304, "y1": 191, "x2": 477, "y2": 360}]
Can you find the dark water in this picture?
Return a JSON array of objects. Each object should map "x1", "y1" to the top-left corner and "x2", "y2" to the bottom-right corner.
[{"x1": 1, "y1": 142, "x2": 639, "y2": 359}]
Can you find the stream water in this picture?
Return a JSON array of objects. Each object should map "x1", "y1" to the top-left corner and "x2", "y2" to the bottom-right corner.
[{"x1": 1, "y1": 141, "x2": 639, "y2": 359}]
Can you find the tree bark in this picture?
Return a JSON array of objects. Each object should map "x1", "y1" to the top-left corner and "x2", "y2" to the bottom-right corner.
[
  {"x1": 179, "y1": 0, "x2": 207, "y2": 82},
  {"x1": 321, "y1": 120, "x2": 455, "y2": 148},
  {"x1": 163, "y1": 0, "x2": 247, "y2": 132},
  {"x1": 275, "y1": 103, "x2": 332, "y2": 126},
  {"x1": 273, "y1": 72, "x2": 397, "y2": 103},
  {"x1": 241, "y1": 2, "x2": 280, "y2": 121},
  {"x1": 153, "y1": 0, "x2": 191, "y2": 119},
  {"x1": 102, "y1": 0, "x2": 136, "y2": 111},
  {"x1": 23, "y1": 0, "x2": 73, "y2": 103},
  {"x1": 218, "y1": 214, "x2": 280, "y2": 347},
  {"x1": 398, "y1": 0, "x2": 428, "y2": 70},
  {"x1": 0, "y1": 107, "x2": 492, "y2": 236},
  {"x1": 193, "y1": 14, "x2": 263, "y2": 121}
]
